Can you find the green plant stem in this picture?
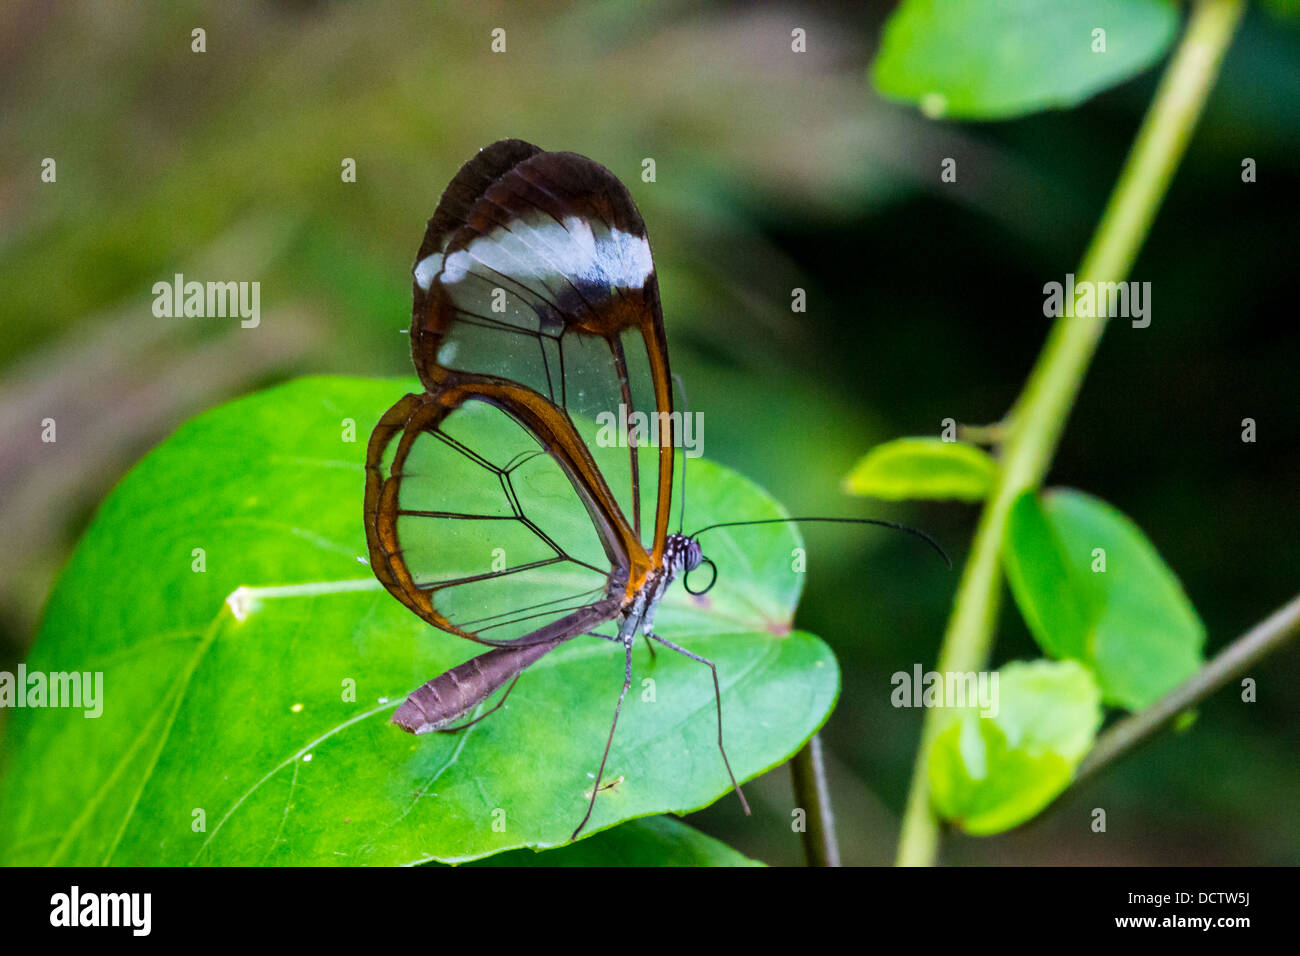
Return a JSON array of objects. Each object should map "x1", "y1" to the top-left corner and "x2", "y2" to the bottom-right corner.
[
  {"x1": 790, "y1": 735, "x2": 840, "y2": 866},
  {"x1": 1072, "y1": 593, "x2": 1300, "y2": 787},
  {"x1": 957, "y1": 420, "x2": 1010, "y2": 446},
  {"x1": 895, "y1": 0, "x2": 1246, "y2": 867}
]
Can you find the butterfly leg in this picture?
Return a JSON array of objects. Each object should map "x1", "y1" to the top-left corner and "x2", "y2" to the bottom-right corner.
[
  {"x1": 435, "y1": 673, "x2": 521, "y2": 734},
  {"x1": 571, "y1": 638, "x2": 634, "y2": 842},
  {"x1": 587, "y1": 627, "x2": 654, "y2": 659},
  {"x1": 647, "y1": 633, "x2": 752, "y2": 816}
]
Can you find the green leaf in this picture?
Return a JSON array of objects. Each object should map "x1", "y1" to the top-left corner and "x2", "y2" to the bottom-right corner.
[
  {"x1": 0, "y1": 376, "x2": 838, "y2": 866},
  {"x1": 461, "y1": 816, "x2": 762, "y2": 867},
  {"x1": 871, "y1": 0, "x2": 1181, "y2": 121},
  {"x1": 844, "y1": 437, "x2": 997, "y2": 502},
  {"x1": 1002, "y1": 490, "x2": 1101, "y2": 662},
  {"x1": 929, "y1": 659, "x2": 1102, "y2": 835},
  {"x1": 1003, "y1": 489, "x2": 1204, "y2": 711}
]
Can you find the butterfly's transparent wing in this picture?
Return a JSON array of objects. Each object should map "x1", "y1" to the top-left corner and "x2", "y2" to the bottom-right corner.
[
  {"x1": 366, "y1": 383, "x2": 630, "y2": 647},
  {"x1": 409, "y1": 140, "x2": 675, "y2": 571}
]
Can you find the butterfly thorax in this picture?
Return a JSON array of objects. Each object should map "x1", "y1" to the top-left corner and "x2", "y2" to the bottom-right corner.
[{"x1": 615, "y1": 533, "x2": 700, "y2": 643}]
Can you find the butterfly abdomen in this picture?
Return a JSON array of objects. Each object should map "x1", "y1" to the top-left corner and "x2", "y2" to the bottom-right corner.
[{"x1": 391, "y1": 636, "x2": 566, "y2": 734}]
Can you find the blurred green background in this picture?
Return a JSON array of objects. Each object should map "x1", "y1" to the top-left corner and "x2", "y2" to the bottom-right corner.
[{"x1": 1, "y1": 0, "x2": 1296, "y2": 864}]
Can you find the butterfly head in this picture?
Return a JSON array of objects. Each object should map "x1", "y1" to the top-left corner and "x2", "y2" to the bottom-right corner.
[{"x1": 666, "y1": 532, "x2": 716, "y2": 596}]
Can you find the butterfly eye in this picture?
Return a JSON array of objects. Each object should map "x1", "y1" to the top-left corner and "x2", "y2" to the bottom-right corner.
[{"x1": 683, "y1": 555, "x2": 717, "y2": 596}]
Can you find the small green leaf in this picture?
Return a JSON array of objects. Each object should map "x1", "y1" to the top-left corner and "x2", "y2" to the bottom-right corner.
[
  {"x1": 929, "y1": 660, "x2": 1102, "y2": 835},
  {"x1": 1003, "y1": 490, "x2": 1102, "y2": 662},
  {"x1": 1003, "y1": 489, "x2": 1204, "y2": 711},
  {"x1": 844, "y1": 438, "x2": 997, "y2": 502},
  {"x1": 461, "y1": 816, "x2": 762, "y2": 867},
  {"x1": 0, "y1": 377, "x2": 839, "y2": 865},
  {"x1": 871, "y1": 0, "x2": 1180, "y2": 121}
]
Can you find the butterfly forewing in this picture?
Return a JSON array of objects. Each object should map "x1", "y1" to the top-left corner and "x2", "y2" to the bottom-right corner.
[{"x1": 409, "y1": 141, "x2": 675, "y2": 565}]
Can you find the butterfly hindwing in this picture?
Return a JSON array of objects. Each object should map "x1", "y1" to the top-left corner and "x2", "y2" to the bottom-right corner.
[{"x1": 365, "y1": 385, "x2": 631, "y2": 647}]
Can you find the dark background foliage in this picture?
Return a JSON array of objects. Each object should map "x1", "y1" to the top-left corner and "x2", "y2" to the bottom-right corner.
[{"x1": 1, "y1": 0, "x2": 1296, "y2": 864}]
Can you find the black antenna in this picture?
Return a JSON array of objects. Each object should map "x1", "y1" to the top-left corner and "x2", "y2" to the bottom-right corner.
[
  {"x1": 689, "y1": 516, "x2": 952, "y2": 569},
  {"x1": 672, "y1": 373, "x2": 690, "y2": 534}
]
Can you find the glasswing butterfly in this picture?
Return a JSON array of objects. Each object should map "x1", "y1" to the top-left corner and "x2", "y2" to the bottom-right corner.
[{"x1": 364, "y1": 139, "x2": 946, "y2": 841}]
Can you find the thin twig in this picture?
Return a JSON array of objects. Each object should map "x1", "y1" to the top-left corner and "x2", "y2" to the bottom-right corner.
[
  {"x1": 1073, "y1": 593, "x2": 1300, "y2": 786},
  {"x1": 790, "y1": 735, "x2": 840, "y2": 866}
]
